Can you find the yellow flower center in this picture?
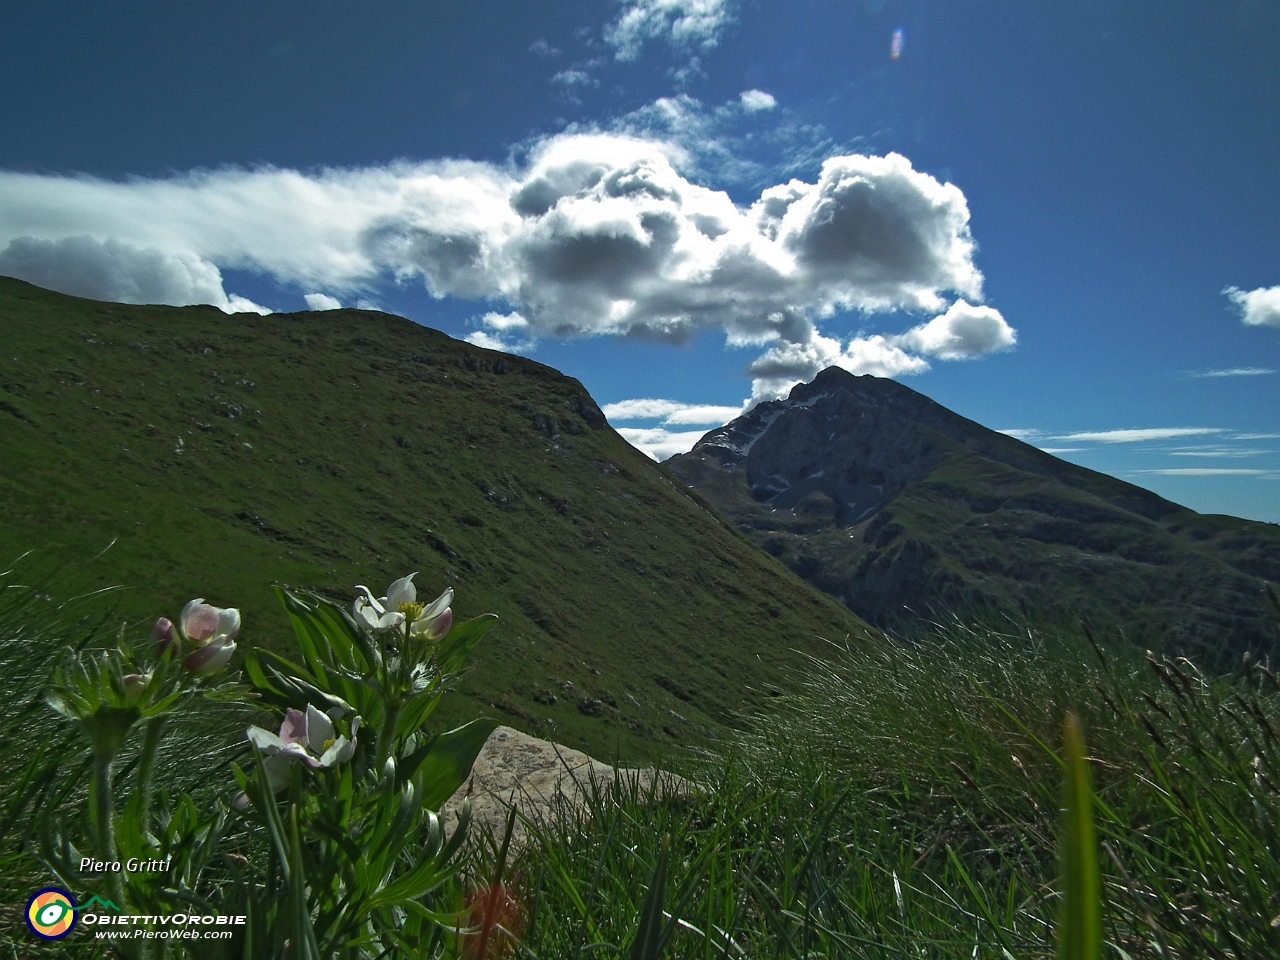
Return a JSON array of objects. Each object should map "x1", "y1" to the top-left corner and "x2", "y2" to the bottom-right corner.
[
  {"x1": 323, "y1": 737, "x2": 336, "y2": 752},
  {"x1": 398, "y1": 601, "x2": 425, "y2": 621}
]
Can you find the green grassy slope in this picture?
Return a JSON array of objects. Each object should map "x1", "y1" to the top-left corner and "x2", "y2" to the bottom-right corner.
[
  {"x1": 0, "y1": 277, "x2": 867, "y2": 761},
  {"x1": 668, "y1": 367, "x2": 1280, "y2": 666}
]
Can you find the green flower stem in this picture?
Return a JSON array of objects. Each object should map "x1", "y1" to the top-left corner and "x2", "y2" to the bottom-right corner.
[
  {"x1": 377, "y1": 700, "x2": 402, "y2": 768},
  {"x1": 135, "y1": 715, "x2": 168, "y2": 826},
  {"x1": 91, "y1": 752, "x2": 128, "y2": 918}
]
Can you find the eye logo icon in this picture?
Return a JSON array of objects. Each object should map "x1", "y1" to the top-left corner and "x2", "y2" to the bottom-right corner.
[{"x1": 26, "y1": 888, "x2": 77, "y2": 940}]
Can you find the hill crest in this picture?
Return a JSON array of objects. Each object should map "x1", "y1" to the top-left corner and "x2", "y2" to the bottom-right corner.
[{"x1": 0, "y1": 277, "x2": 868, "y2": 760}]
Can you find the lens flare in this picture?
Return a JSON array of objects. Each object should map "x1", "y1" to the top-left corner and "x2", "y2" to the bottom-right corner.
[
  {"x1": 891, "y1": 27, "x2": 905, "y2": 60},
  {"x1": 27, "y1": 888, "x2": 77, "y2": 940}
]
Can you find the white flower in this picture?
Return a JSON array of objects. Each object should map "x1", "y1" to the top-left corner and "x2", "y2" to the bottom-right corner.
[
  {"x1": 352, "y1": 573, "x2": 417, "y2": 631},
  {"x1": 246, "y1": 704, "x2": 361, "y2": 793}
]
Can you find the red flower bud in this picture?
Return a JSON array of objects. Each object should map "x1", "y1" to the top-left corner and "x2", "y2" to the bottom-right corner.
[{"x1": 460, "y1": 883, "x2": 523, "y2": 960}]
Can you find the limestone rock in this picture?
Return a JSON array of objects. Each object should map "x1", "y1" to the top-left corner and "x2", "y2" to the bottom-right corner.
[{"x1": 441, "y1": 726, "x2": 695, "y2": 853}]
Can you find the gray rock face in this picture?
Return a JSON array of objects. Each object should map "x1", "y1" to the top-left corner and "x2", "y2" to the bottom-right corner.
[
  {"x1": 441, "y1": 726, "x2": 695, "y2": 853},
  {"x1": 667, "y1": 367, "x2": 1280, "y2": 665}
]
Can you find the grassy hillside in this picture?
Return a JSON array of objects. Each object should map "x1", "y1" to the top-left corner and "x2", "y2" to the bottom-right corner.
[{"x1": 0, "y1": 277, "x2": 867, "y2": 761}]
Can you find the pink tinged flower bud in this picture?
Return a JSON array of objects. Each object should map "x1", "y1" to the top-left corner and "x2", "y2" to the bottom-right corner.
[
  {"x1": 152, "y1": 617, "x2": 179, "y2": 656},
  {"x1": 180, "y1": 599, "x2": 221, "y2": 645},
  {"x1": 409, "y1": 587, "x2": 453, "y2": 642},
  {"x1": 122, "y1": 673, "x2": 149, "y2": 706},
  {"x1": 424, "y1": 607, "x2": 452, "y2": 642},
  {"x1": 184, "y1": 635, "x2": 237, "y2": 678}
]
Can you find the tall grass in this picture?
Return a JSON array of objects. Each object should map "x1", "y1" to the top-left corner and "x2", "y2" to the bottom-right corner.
[
  {"x1": 4, "y1": 564, "x2": 1278, "y2": 958},
  {"x1": 495, "y1": 619, "x2": 1280, "y2": 958},
  {"x1": 0, "y1": 551, "x2": 259, "y2": 957}
]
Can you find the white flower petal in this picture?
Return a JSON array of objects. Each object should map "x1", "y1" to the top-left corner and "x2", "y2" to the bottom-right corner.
[
  {"x1": 277, "y1": 743, "x2": 313, "y2": 763},
  {"x1": 377, "y1": 610, "x2": 406, "y2": 630},
  {"x1": 353, "y1": 585, "x2": 386, "y2": 615},
  {"x1": 385, "y1": 573, "x2": 418, "y2": 608},
  {"x1": 185, "y1": 637, "x2": 236, "y2": 677},
  {"x1": 354, "y1": 604, "x2": 380, "y2": 630},
  {"x1": 216, "y1": 607, "x2": 241, "y2": 641},
  {"x1": 318, "y1": 735, "x2": 352, "y2": 767},
  {"x1": 420, "y1": 587, "x2": 453, "y2": 621},
  {"x1": 247, "y1": 726, "x2": 285, "y2": 754},
  {"x1": 305, "y1": 703, "x2": 334, "y2": 755}
]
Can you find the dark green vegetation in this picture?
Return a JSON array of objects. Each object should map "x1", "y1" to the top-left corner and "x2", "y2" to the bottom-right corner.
[
  {"x1": 668, "y1": 366, "x2": 1280, "y2": 667},
  {"x1": 6, "y1": 553, "x2": 1277, "y2": 958},
  {"x1": 0, "y1": 277, "x2": 866, "y2": 761}
]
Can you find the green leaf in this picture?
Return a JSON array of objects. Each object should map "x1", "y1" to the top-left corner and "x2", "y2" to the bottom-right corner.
[
  {"x1": 407, "y1": 718, "x2": 500, "y2": 810},
  {"x1": 434, "y1": 614, "x2": 497, "y2": 675},
  {"x1": 1058, "y1": 711, "x2": 1102, "y2": 960},
  {"x1": 628, "y1": 836, "x2": 671, "y2": 960}
]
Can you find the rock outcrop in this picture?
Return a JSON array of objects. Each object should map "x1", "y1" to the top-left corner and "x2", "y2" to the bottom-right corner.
[{"x1": 441, "y1": 726, "x2": 696, "y2": 853}]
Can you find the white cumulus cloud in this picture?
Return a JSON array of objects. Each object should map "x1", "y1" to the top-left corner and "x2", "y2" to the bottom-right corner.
[
  {"x1": 1224, "y1": 285, "x2": 1280, "y2": 329},
  {"x1": 895, "y1": 300, "x2": 1016, "y2": 360},
  {"x1": 742, "y1": 299, "x2": 1012, "y2": 401},
  {"x1": 462, "y1": 330, "x2": 534, "y2": 355},
  {"x1": 0, "y1": 234, "x2": 270, "y2": 314},
  {"x1": 746, "y1": 332, "x2": 930, "y2": 401},
  {"x1": 605, "y1": 0, "x2": 734, "y2": 61},
  {"x1": 479, "y1": 310, "x2": 530, "y2": 331},
  {"x1": 739, "y1": 89, "x2": 777, "y2": 112},
  {"x1": 305, "y1": 293, "x2": 342, "y2": 311},
  {"x1": 0, "y1": 134, "x2": 1008, "y2": 396}
]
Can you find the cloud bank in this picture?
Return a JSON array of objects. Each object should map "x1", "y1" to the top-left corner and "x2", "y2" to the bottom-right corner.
[
  {"x1": 1225, "y1": 285, "x2": 1280, "y2": 329},
  {"x1": 1052, "y1": 428, "x2": 1225, "y2": 443},
  {"x1": 1139, "y1": 468, "x2": 1274, "y2": 477},
  {"x1": 601, "y1": 396, "x2": 747, "y2": 460},
  {"x1": 602, "y1": 398, "x2": 744, "y2": 424},
  {"x1": 614, "y1": 426, "x2": 713, "y2": 460},
  {"x1": 0, "y1": 133, "x2": 1009, "y2": 396}
]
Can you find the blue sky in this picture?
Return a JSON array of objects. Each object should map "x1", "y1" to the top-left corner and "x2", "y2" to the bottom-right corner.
[{"x1": 2, "y1": 0, "x2": 1278, "y2": 521}]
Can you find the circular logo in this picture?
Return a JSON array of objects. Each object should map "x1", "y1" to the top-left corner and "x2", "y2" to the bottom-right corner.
[{"x1": 26, "y1": 888, "x2": 77, "y2": 940}]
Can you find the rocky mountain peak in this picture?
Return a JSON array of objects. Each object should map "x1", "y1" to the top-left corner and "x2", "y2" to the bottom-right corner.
[
  {"x1": 686, "y1": 368, "x2": 976, "y2": 527},
  {"x1": 667, "y1": 367, "x2": 1280, "y2": 664}
]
